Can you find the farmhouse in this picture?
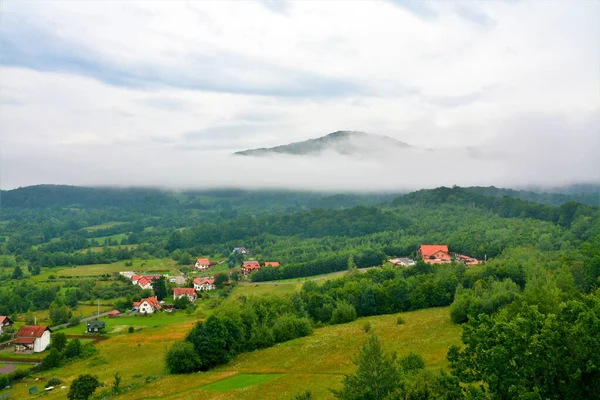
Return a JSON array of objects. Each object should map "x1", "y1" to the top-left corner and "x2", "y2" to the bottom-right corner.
[
  {"x1": 264, "y1": 261, "x2": 280, "y2": 267},
  {"x1": 193, "y1": 277, "x2": 216, "y2": 291},
  {"x1": 119, "y1": 271, "x2": 135, "y2": 279},
  {"x1": 14, "y1": 325, "x2": 51, "y2": 353},
  {"x1": 242, "y1": 260, "x2": 260, "y2": 275},
  {"x1": 173, "y1": 287, "x2": 198, "y2": 302},
  {"x1": 0, "y1": 316, "x2": 13, "y2": 336},
  {"x1": 194, "y1": 258, "x2": 211, "y2": 270},
  {"x1": 108, "y1": 310, "x2": 121, "y2": 318},
  {"x1": 417, "y1": 245, "x2": 452, "y2": 264},
  {"x1": 134, "y1": 296, "x2": 162, "y2": 314},
  {"x1": 86, "y1": 320, "x2": 106, "y2": 333}
]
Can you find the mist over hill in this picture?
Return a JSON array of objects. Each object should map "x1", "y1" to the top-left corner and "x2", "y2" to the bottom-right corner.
[{"x1": 234, "y1": 131, "x2": 412, "y2": 156}]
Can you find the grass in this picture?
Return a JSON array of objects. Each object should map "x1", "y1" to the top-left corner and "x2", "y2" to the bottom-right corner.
[
  {"x1": 40, "y1": 258, "x2": 179, "y2": 278},
  {"x1": 91, "y1": 233, "x2": 128, "y2": 245},
  {"x1": 4, "y1": 306, "x2": 461, "y2": 400},
  {"x1": 0, "y1": 363, "x2": 34, "y2": 371},
  {"x1": 200, "y1": 374, "x2": 284, "y2": 391}
]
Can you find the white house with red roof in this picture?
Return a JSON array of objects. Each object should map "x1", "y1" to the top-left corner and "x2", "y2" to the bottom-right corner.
[
  {"x1": 193, "y1": 277, "x2": 215, "y2": 291},
  {"x1": 173, "y1": 287, "x2": 198, "y2": 302},
  {"x1": 14, "y1": 325, "x2": 51, "y2": 353},
  {"x1": 137, "y1": 276, "x2": 154, "y2": 290},
  {"x1": 241, "y1": 260, "x2": 261, "y2": 276},
  {"x1": 194, "y1": 258, "x2": 211, "y2": 270},
  {"x1": 133, "y1": 296, "x2": 162, "y2": 314},
  {"x1": 0, "y1": 316, "x2": 13, "y2": 336}
]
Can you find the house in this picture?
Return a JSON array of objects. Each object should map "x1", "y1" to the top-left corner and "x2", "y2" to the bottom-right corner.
[
  {"x1": 417, "y1": 245, "x2": 452, "y2": 264},
  {"x1": 119, "y1": 271, "x2": 135, "y2": 279},
  {"x1": 233, "y1": 247, "x2": 249, "y2": 255},
  {"x1": 264, "y1": 261, "x2": 280, "y2": 267},
  {"x1": 173, "y1": 287, "x2": 198, "y2": 302},
  {"x1": 86, "y1": 320, "x2": 106, "y2": 333},
  {"x1": 389, "y1": 258, "x2": 416, "y2": 267},
  {"x1": 194, "y1": 258, "x2": 211, "y2": 270},
  {"x1": 14, "y1": 325, "x2": 51, "y2": 353},
  {"x1": 133, "y1": 296, "x2": 162, "y2": 314},
  {"x1": 137, "y1": 276, "x2": 154, "y2": 290},
  {"x1": 241, "y1": 261, "x2": 260, "y2": 275},
  {"x1": 193, "y1": 277, "x2": 216, "y2": 291},
  {"x1": 107, "y1": 310, "x2": 121, "y2": 318},
  {"x1": 0, "y1": 316, "x2": 13, "y2": 336}
]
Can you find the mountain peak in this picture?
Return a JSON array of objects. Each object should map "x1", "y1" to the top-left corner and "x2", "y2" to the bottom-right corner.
[{"x1": 234, "y1": 131, "x2": 410, "y2": 156}]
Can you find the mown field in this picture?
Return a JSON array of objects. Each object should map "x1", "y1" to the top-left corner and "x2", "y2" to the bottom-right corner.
[
  {"x1": 33, "y1": 258, "x2": 180, "y2": 279},
  {"x1": 4, "y1": 304, "x2": 461, "y2": 400}
]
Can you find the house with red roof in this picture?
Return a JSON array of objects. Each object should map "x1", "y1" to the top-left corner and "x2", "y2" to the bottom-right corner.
[
  {"x1": 133, "y1": 296, "x2": 162, "y2": 314},
  {"x1": 108, "y1": 310, "x2": 121, "y2": 318},
  {"x1": 194, "y1": 258, "x2": 211, "y2": 271},
  {"x1": 173, "y1": 287, "x2": 198, "y2": 302},
  {"x1": 241, "y1": 260, "x2": 261, "y2": 276},
  {"x1": 193, "y1": 277, "x2": 215, "y2": 291},
  {"x1": 137, "y1": 276, "x2": 154, "y2": 290},
  {"x1": 264, "y1": 261, "x2": 280, "y2": 267},
  {"x1": 417, "y1": 245, "x2": 452, "y2": 264},
  {"x1": 14, "y1": 325, "x2": 51, "y2": 353},
  {"x1": 0, "y1": 316, "x2": 13, "y2": 336}
]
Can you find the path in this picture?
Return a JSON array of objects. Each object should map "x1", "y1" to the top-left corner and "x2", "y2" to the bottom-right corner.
[{"x1": 50, "y1": 310, "x2": 112, "y2": 331}]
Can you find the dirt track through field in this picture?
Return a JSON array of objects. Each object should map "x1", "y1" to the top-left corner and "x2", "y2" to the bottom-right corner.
[{"x1": 0, "y1": 364, "x2": 16, "y2": 374}]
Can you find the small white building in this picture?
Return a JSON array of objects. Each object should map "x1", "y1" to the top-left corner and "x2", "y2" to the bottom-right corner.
[
  {"x1": 389, "y1": 258, "x2": 416, "y2": 267},
  {"x1": 15, "y1": 325, "x2": 51, "y2": 353},
  {"x1": 0, "y1": 316, "x2": 13, "y2": 336},
  {"x1": 119, "y1": 271, "x2": 135, "y2": 279}
]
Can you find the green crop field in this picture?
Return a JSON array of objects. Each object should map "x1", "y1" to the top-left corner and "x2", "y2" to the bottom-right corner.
[{"x1": 3, "y1": 306, "x2": 461, "y2": 400}]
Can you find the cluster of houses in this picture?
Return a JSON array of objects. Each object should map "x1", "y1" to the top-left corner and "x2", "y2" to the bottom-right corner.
[
  {"x1": 241, "y1": 260, "x2": 280, "y2": 275},
  {"x1": 119, "y1": 271, "x2": 163, "y2": 290},
  {"x1": 389, "y1": 245, "x2": 481, "y2": 267}
]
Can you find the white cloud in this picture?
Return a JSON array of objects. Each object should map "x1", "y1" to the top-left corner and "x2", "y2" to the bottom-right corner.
[{"x1": 0, "y1": 0, "x2": 598, "y2": 190}]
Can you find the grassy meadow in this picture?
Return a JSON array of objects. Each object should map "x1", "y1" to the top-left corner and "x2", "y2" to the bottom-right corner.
[{"x1": 3, "y1": 304, "x2": 461, "y2": 400}]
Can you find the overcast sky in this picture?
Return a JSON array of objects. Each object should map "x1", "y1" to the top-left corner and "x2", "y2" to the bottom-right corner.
[{"x1": 1, "y1": 1, "x2": 599, "y2": 190}]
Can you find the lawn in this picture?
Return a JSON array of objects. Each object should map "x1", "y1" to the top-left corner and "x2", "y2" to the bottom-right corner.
[
  {"x1": 200, "y1": 374, "x2": 284, "y2": 391},
  {"x1": 4, "y1": 306, "x2": 461, "y2": 400},
  {"x1": 59, "y1": 311, "x2": 202, "y2": 335},
  {"x1": 90, "y1": 233, "x2": 128, "y2": 245}
]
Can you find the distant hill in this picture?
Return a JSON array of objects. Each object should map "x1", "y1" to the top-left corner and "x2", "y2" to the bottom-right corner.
[{"x1": 234, "y1": 130, "x2": 412, "y2": 156}]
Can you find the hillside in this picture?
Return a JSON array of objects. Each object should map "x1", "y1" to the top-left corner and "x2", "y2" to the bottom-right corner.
[{"x1": 233, "y1": 130, "x2": 412, "y2": 156}]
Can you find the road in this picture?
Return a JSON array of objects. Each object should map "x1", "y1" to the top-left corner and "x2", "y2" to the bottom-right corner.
[
  {"x1": 238, "y1": 267, "x2": 376, "y2": 285},
  {"x1": 50, "y1": 310, "x2": 113, "y2": 331}
]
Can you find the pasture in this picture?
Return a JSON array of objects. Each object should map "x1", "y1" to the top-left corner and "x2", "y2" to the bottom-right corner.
[{"x1": 3, "y1": 306, "x2": 461, "y2": 399}]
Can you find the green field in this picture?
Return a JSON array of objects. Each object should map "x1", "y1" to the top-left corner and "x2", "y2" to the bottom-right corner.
[
  {"x1": 42, "y1": 258, "x2": 179, "y2": 278},
  {"x1": 200, "y1": 374, "x2": 284, "y2": 391},
  {"x1": 2, "y1": 305, "x2": 461, "y2": 400},
  {"x1": 91, "y1": 233, "x2": 128, "y2": 245}
]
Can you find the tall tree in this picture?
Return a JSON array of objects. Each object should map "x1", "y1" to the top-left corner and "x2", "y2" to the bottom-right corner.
[
  {"x1": 67, "y1": 374, "x2": 100, "y2": 400},
  {"x1": 330, "y1": 334, "x2": 402, "y2": 399},
  {"x1": 152, "y1": 276, "x2": 167, "y2": 301}
]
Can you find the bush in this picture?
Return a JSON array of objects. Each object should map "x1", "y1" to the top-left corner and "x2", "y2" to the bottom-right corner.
[
  {"x1": 0, "y1": 375, "x2": 9, "y2": 389},
  {"x1": 41, "y1": 348, "x2": 63, "y2": 370},
  {"x1": 330, "y1": 301, "x2": 357, "y2": 324},
  {"x1": 396, "y1": 316, "x2": 405, "y2": 325},
  {"x1": 128, "y1": 326, "x2": 134, "y2": 333},
  {"x1": 272, "y1": 315, "x2": 313, "y2": 343},
  {"x1": 46, "y1": 377, "x2": 62, "y2": 388},
  {"x1": 165, "y1": 342, "x2": 201, "y2": 374},
  {"x1": 363, "y1": 321, "x2": 372, "y2": 333},
  {"x1": 400, "y1": 352, "x2": 425, "y2": 373}
]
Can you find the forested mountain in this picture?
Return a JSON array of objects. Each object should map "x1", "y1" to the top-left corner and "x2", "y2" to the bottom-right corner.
[
  {"x1": 233, "y1": 130, "x2": 412, "y2": 156},
  {"x1": 467, "y1": 185, "x2": 600, "y2": 206}
]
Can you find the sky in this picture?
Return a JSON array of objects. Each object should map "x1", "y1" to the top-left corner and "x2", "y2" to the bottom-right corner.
[{"x1": 1, "y1": 0, "x2": 599, "y2": 190}]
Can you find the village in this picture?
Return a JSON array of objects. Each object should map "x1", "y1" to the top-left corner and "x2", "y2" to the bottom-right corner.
[{"x1": 0, "y1": 244, "x2": 481, "y2": 360}]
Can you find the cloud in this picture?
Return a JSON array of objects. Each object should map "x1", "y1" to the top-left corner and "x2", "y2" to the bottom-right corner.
[{"x1": 0, "y1": 1, "x2": 598, "y2": 190}]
